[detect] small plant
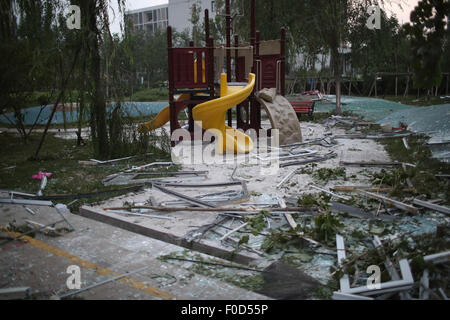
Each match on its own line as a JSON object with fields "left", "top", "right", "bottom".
{"left": 313, "top": 212, "right": 343, "bottom": 242}
{"left": 245, "top": 212, "right": 268, "bottom": 235}
{"left": 297, "top": 193, "right": 330, "bottom": 209}
{"left": 313, "top": 167, "right": 346, "bottom": 184}
{"left": 261, "top": 228, "right": 305, "bottom": 254}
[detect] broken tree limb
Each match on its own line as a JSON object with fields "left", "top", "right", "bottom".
{"left": 339, "top": 161, "right": 404, "bottom": 167}
{"left": 359, "top": 191, "right": 419, "bottom": 214}
{"left": 412, "top": 199, "right": 450, "bottom": 215}
{"left": 331, "top": 186, "right": 414, "bottom": 193}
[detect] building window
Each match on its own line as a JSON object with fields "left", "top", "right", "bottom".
{"left": 161, "top": 7, "right": 166, "bottom": 20}
{"left": 211, "top": 1, "right": 215, "bottom": 13}
{"left": 146, "top": 23, "right": 153, "bottom": 33}
{"left": 138, "top": 12, "right": 143, "bottom": 24}
{"left": 147, "top": 12, "right": 152, "bottom": 22}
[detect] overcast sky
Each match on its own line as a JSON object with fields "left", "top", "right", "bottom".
{"left": 109, "top": 0, "right": 421, "bottom": 34}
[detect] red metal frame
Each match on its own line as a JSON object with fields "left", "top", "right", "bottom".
{"left": 166, "top": 2, "right": 287, "bottom": 142}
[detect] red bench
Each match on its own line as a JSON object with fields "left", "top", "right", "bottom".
{"left": 290, "top": 100, "right": 315, "bottom": 118}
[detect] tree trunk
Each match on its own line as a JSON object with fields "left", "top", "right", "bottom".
{"left": 332, "top": 48, "right": 342, "bottom": 114}
{"left": 89, "top": 2, "right": 109, "bottom": 159}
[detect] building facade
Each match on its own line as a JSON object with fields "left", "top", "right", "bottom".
{"left": 125, "top": 1, "right": 217, "bottom": 35}
{"left": 125, "top": 3, "right": 169, "bottom": 34}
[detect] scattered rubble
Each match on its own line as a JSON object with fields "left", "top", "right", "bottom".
{"left": 1, "top": 111, "right": 449, "bottom": 300}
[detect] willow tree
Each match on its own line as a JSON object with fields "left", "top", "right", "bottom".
{"left": 405, "top": 0, "right": 450, "bottom": 99}
{"left": 61, "top": 0, "right": 124, "bottom": 159}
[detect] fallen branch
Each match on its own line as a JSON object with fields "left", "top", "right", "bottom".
{"left": 359, "top": 190, "right": 418, "bottom": 214}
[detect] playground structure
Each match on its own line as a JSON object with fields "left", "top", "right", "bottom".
{"left": 140, "top": 0, "right": 302, "bottom": 153}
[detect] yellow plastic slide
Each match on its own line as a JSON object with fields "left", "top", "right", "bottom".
{"left": 193, "top": 73, "right": 256, "bottom": 154}
{"left": 139, "top": 73, "right": 255, "bottom": 154}
{"left": 138, "top": 93, "right": 190, "bottom": 132}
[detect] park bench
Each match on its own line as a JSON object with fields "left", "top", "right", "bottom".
{"left": 290, "top": 100, "right": 316, "bottom": 118}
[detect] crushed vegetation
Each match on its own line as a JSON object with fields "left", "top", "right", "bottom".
{"left": 313, "top": 213, "right": 344, "bottom": 243}
{"left": 378, "top": 134, "right": 450, "bottom": 203}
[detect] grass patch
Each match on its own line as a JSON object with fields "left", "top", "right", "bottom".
{"left": 129, "top": 88, "right": 169, "bottom": 102}
{"left": 0, "top": 132, "right": 172, "bottom": 211}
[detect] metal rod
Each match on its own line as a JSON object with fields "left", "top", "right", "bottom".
{"left": 220, "top": 222, "right": 249, "bottom": 241}
{"left": 105, "top": 210, "right": 175, "bottom": 220}
{"left": 152, "top": 184, "right": 217, "bottom": 208}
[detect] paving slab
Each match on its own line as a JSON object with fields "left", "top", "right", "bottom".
{"left": 0, "top": 203, "right": 269, "bottom": 300}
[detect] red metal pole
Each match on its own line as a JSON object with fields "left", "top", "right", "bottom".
{"left": 250, "top": 0, "right": 258, "bottom": 131}
{"left": 256, "top": 30, "right": 260, "bottom": 91}
{"left": 235, "top": 34, "right": 242, "bottom": 128}
{"left": 205, "top": 9, "right": 210, "bottom": 43}
{"left": 226, "top": 0, "right": 232, "bottom": 127}
{"left": 250, "top": 0, "right": 256, "bottom": 52}
{"left": 208, "top": 37, "right": 215, "bottom": 99}
{"left": 167, "top": 26, "right": 176, "bottom": 146}
{"left": 281, "top": 27, "right": 286, "bottom": 97}
{"left": 255, "top": 30, "right": 261, "bottom": 129}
